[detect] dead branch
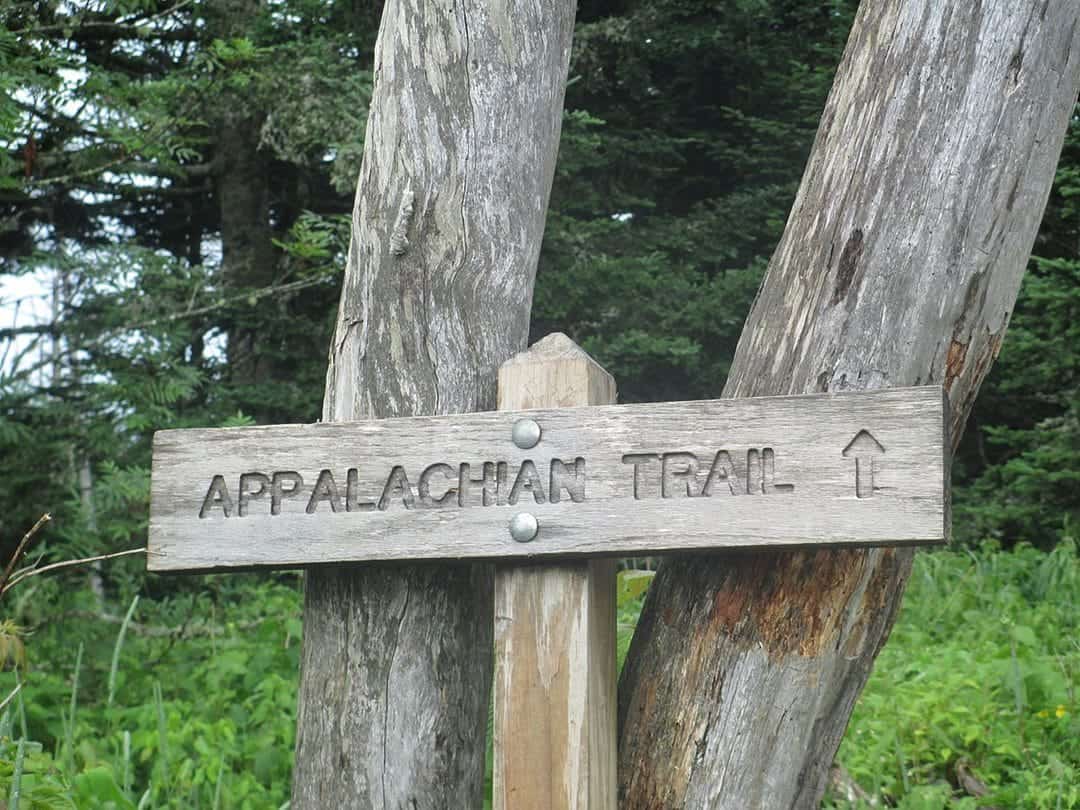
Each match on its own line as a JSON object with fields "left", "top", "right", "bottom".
{"left": 53, "top": 610, "right": 278, "bottom": 639}
{"left": 0, "top": 682, "right": 23, "bottom": 714}
{"left": 2, "top": 547, "right": 147, "bottom": 595}
{"left": 0, "top": 514, "right": 51, "bottom": 593}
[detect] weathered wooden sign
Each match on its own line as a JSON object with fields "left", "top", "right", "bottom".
{"left": 148, "top": 385, "right": 948, "bottom": 572}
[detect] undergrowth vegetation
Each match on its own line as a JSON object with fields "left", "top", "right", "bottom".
{"left": 0, "top": 576, "right": 301, "bottom": 808}
{"left": 0, "top": 541, "right": 1076, "bottom": 808}
{"left": 830, "top": 540, "right": 1079, "bottom": 809}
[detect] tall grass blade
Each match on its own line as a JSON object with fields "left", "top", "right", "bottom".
{"left": 154, "top": 681, "right": 168, "bottom": 761}
{"left": 108, "top": 594, "right": 140, "bottom": 708}
{"left": 123, "top": 729, "right": 132, "bottom": 797}
{"left": 895, "top": 734, "right": 910, "bottom": 794}
{"left": 1010, "top": 634, "right": 1026, "bottom": 717}
{"left": 14, "top": 664, "right": 27, "bottom": 741}
{"left": 137, "top": 787, "right": 152, "bottom": 810}
{"left": 212, "top": 758, "right": 225, "bottom": 810}
{"left": 154, "top": 680, "right": 169, "bottom": 802}
{"left": 65, "top": 642, "right": 84, "bottom": 769}
{"left": 8, "top": 738, "right": 26, "bottom": 807}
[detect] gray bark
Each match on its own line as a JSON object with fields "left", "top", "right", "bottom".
{"left": 292, "top": 1, "right": 577, "bottom": 807}
{"left": 218, "top": 110, "right": 273, "bottom": 388}
{"left": 617, "top": 3, "right": 1080, "bottom": 808}
{"left": 214, "top": 0, "right": 276, "bottom": 392}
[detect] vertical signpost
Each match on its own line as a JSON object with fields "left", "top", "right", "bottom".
{"left": 148, "top": 332, "right": 948, "bottom": 808}
{"left": 493, "top": 333, "right": 618, "bottom": 809}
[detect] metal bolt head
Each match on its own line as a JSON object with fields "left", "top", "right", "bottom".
{"left": 511, "top": 418, "right": 542, "bottom": 449}
{"left": 509, "top": 512, "right": 539, "bottom": 543}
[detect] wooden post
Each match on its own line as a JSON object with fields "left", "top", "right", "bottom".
{"left": 494, "top": 332, "right": 618, "bottom": 810}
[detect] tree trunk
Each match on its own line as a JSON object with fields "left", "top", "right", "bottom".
{"left": 213, "top": 0, "right": 276, "bottom": 393}
{"left": 218, "top": 111, "right": 273, "bottom": 388}
{"left": 617, "top": 3, "right": 1080, "bottom": 808}
{"left": 292, "top": 2, "right": 577, "bottom": 807}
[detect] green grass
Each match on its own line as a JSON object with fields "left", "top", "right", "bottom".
{"left": 0, "top": 542, "right": 1076, "bottom": 808}
{"left": 0, "top": 576, "right": 301, "bottom": 808}
{"left": 829, "top": 541, "right": 1079, "bottom": 808}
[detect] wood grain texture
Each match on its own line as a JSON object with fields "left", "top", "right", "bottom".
{"left": 290, "top": 1, "right": 578, "bottom": 807}
{"left": 148, "top": 385, "right": 946, "bottom": 571}
{"left": 493, "top": 333, "right": 617, "bottom": 810}
{"left": 617, "top": 3, "right": 1080, "bottom": 808}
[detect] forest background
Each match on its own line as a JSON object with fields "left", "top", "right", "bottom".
{"left": 0, "top": 0, "right": 1077, "bottom": 807}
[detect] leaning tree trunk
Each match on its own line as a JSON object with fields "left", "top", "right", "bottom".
{"left": 618, "top": 3, "right": 1080, "bottom": 808}
{"left": 292, "top": 2, "right": 576, "bottom": 807}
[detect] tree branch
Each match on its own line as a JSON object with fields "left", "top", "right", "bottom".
{"left": 53, "top": 610, "right": 283, "bottom": 639}
{"left": 0, "top": 514, "right": 51, "bottom": 594}
{"left": 2, "top": 547, "right": 148, "bottom": 595}
{"left": 15, "top": 20, "right": 198, "bottom": 42}
{"left": 0, "top": 323, "right": 57, "bottom": 340}
{"left": 0, "top": 683, "right": 23, "bottom": 715}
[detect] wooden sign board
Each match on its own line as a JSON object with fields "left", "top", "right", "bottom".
{"left": 147, "top": 386, "right": 948, "bottom": 572}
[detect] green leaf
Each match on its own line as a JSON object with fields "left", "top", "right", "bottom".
{"left": 617, "top": 570, "right": 655, "bottom": 608}
{"left": 73, "top": 767, "right": 136, "bottom": 808}
{"left": 1012, "top": 625, "right": 1038, "bottom": 647}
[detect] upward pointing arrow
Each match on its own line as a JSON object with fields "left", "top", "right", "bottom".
{"left": 842, "top": 430, "right": 885, "bottom": 498}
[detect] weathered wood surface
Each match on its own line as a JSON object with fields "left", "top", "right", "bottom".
{"left": 290, "top": 0, "right": 578, "bottom": 807}
{"left": 617, "top": 2, "right": 1080, "bottom": 808}
{"left": 148, "top": 385, "right": 946, "bottom": 571}
{"left": 493, "top": 333, "right": 617, "bottom": 810}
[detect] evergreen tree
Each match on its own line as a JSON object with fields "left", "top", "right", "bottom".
{"left": 953, "top": 108, "right": 1080, "bottom": 547}
{"left": 0, "top": 0, "right": 376, "bottom": 567}
{"left": 536, "top": 0, "right": 858, "bottom": 402}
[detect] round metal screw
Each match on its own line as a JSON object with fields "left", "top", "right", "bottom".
{"left": 509, "top": 512, "right": 539, "bottom": 543}
{"left": 511, "top": 418, "right": 542, "bottom": 449}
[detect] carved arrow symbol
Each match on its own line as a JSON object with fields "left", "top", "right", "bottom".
{"left": 842, "top": 430, "right": 885, "bottom": 498}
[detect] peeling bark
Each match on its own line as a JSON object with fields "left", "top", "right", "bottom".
{"left": 292, "top": 1, "right": 577, "bottom": 807}
{"left": 618, "top": 3, "right": 1080, "bottom": 808}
